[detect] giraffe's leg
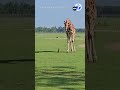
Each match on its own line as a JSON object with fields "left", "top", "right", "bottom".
{"left": 92, "top": 38, "right": 97, "bottom": 62}
{"left": 72, "top": 41, "right": 74, "bottom": 52}
{"left": 71, "top": 35, "right": 75, "bottom": 52}
{"left": 89, "top": 20, "right": 96, "bottom": 62}
{"left": 89, "top": 35, "right": 93, "bottom": 62}
{"left": 86, "top": 16, "right": 93, "bottom": 62}
{"left": 85, "top": 29, "right": 91, "bottom": 62}
{"left": 70, "top": 38, "right": 74, "bottom": 52}
{"left": 90, "top": 21, "right": 97, "bottom": 62}
{"left": 69, "top": 39, "right": 72, "bottom": 51}
{"left": 91, "top": 31, "right": 97, "bottom": 62}
{"left": 67, "top": 39, "right": 70, "bottom": 53}
{"left": 70, "top": 41, "right": 73, "bottom": 52}
{"left": 66, "top": 32, "right": 71, "bottom": 53}
{"left": 73, "top": 40, "right": 76, "bottom": 52}
{"left": 73, "top": 34, "right": 76, "bottom": 52}
{"left": 88, "top": 24, "right": 93, "bottom": 62}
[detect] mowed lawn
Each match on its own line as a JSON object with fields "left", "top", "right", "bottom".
{"left": 0, "top": 17, "right": 34, "bottom": 90}
{"left": 86, "top": 17, "right": 120, "bottom": 90}
{"left": 95, "top": 17, "right": 120, "bottom": 30}
{"left": 35, "top": 33, "right": 85, "bottom": 90}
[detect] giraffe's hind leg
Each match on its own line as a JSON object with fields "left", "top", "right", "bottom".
{"left": 73, "top": 41, "right": 76, "bottom": 52}
{"left": 90, "top": 22, "right": 97, "bottom": 62}
{"left": 89, "top": 36, "right": 93, "bottom": 62}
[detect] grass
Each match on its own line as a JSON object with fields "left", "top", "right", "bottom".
{"left": 0, "top": 17, "right": 34, "bottom": 60}
{"left": 95, "top": 17, "right": 120, "bottom": 30}
{"left": 35, "top": 33, "right": 85, "bottom": 90}
{"left": 86, "top": 17, "right": 120, "bottom": 90}
{"left": 0, "top": 17, "right": 34, "bottom": 90}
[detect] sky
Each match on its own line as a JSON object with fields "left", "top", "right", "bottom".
{"left": 35, "top": 0, "right": 85, "bottom": 29}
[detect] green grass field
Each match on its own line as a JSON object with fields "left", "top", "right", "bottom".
{"left": 86, "top": 17, "right": 120, "bottom": 90}
{"left": 0, "top": 17, "right": 34, "bottom": 90}
{"left": 1, "top": 16, "right": 120, "bottom": 90}
{"left": 35, "top": 33, "right": 85, "bottom": 90}
{"left": 95, "top": 17, "right": 120, "bottom": 30}
{"left": 0, "top": 17, "right": 34, "bottom": 60}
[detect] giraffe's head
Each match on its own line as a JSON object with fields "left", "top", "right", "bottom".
{"left": 64, "top": 19, "right": 71, "bottom": 31}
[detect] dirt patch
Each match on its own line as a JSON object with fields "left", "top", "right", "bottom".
{"left": 104, "top": 42, "right": 120, "bottom": 51}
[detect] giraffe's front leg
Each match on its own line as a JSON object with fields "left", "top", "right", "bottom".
{"left": 69, "top": 37, "right": 73, "bottom": 52}
{"left": 71, "top": 41, "right": 74, "bottom": 52}
{"left": 72, "top": 39, "right": 76, "bottom": 52}
{"left": 73, "top": 42, "right": 76, "bottom": 52}
{"left": 67, "top": 39, "right": 70, "bottom": 53}
{"left": 73, "top": 34, "right": 76, "bottom": 52}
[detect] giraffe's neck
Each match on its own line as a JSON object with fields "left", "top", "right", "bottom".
{"left": 86, "top": 0, "right": 96, "bottom": 20}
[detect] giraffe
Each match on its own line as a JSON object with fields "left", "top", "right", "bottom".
{"left": 64, "top": 18, "right": 76, "bottom": 53}
{"left": 85, "top": 0, "right": 97, "bottom": 62}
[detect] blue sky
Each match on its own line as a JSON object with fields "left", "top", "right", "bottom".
{"left": 35, "top": 0, "right": 85, "bottom": 29}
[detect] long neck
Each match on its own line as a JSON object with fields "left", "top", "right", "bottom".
{"left": 86, "top": 0, "right": 96, "bottom": 20}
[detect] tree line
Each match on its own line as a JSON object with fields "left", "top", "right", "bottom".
{"left": 35, "top": 26, "right": 85, "bottom": 33}
{"left": 0, "top": 2, "right": 34, "bottom": 16}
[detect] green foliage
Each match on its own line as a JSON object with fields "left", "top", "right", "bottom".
{"left": 35, "top": 26, "right": 85, "bottom": 33}
{"left": 0, "top": 2, "right": 34, "bottom": 16}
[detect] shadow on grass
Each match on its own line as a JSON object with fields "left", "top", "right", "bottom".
{"left": 52, "top": 66, "right": 75, "bottom": 69}
{"left": 61, "top": 87, "right": 81, "bottom": 90}
{"left": 35, "top": 50, "right": 56, "bottom": 53}
{"left": 0, "top": 59, "right": 34, "bottom": 64}
{"left": 36, "top": 66, "right": 85, "bottom": 90}
{"left": 35, "top": 50, "right": 68, "bottom": 53}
